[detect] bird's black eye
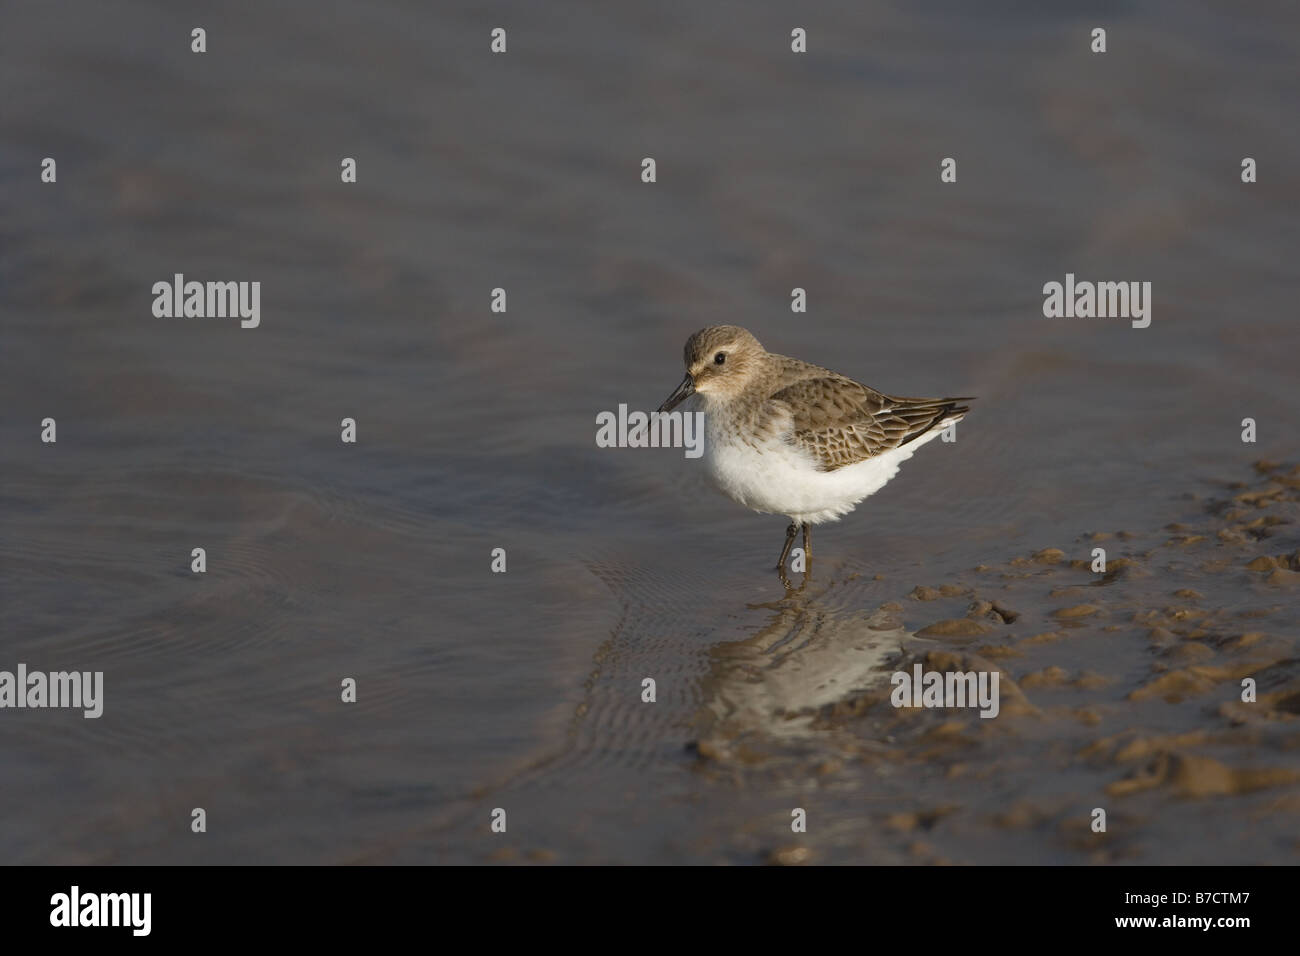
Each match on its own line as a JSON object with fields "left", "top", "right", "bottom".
{"left": 714, "top": 351, "right": 726, "bottom": 365}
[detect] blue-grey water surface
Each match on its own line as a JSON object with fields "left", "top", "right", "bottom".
{"left": 2, "top": 0, "right": 1299, "bottom": 863}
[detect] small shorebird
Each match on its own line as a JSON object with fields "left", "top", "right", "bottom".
{"left": 658, "top": 326, "right": 972, "bottom": 571}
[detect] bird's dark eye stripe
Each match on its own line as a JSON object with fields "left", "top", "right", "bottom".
{"left": 714, "top": 351, "right": 726, "bottom": 365}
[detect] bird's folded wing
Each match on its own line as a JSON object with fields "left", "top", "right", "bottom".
{"left": 769, "top": 376, "right": 971, "bottom": 471}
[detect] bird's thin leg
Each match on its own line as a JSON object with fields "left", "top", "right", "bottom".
{"left": 775, "top": 523, "right": 798, "bottom": 571}
{"left": 801, "top": 523, "right": 812, "bottom": 565}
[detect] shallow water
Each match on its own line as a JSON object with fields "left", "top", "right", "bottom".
{"left": 2, "top": 1, "right": 1298, "bottom": 863}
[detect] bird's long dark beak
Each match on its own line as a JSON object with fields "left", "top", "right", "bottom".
{"left": 657, "top": 374, "right": 695, "bottom": 413}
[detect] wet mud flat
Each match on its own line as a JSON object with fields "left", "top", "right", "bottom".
{"left": 689, "top": 461, "right": 1300, "bottom": 864}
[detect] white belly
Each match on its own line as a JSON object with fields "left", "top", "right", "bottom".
{"left": 703, "top": 413, "right": 950, "bottom": 525}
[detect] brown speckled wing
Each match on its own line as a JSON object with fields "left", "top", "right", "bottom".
{"left": 769, "top": 376, "right": 972, "bottom": 472}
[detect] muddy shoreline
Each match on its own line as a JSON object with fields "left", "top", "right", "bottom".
{"left": 684, "top": 461, "right": 1300, "bottom": 864}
